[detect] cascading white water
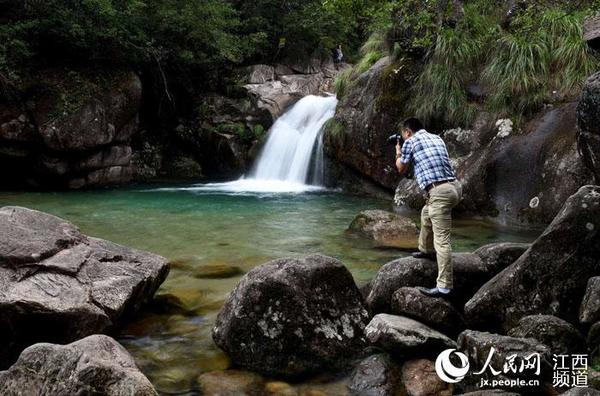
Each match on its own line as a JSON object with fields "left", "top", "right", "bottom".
{"left": 178, "top": 94, "right": 338, "bottom": 194}
{"left": 251, "top": 95, "right": 337, "bottom": 184}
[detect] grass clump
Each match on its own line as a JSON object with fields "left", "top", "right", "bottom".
{"left": 484, "top": 9, "right": 597, "bottom": 116}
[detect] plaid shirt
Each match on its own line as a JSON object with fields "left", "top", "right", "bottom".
{"left": 400, "top": 129, "right": 456, "bottom": 190}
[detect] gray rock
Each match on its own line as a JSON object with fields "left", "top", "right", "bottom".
{"left": 457, "top": 330, "right": 553, "bottom": 379}
{"left": 347, "top": 210, "right": 419, "bottom": 249}
{"left": 391, "top": 287, "right": 466, "bottom": 337}
{"left": 473, "top": 242, "right": 529, "bottom": 274}
{"left": 588, "top": 322, "right": 600, "bottom": 360}
{"left": 367, "top": 242, "right": 523, "bottom": 313}
{"left": 562, "top": 388, "right": 600, "bottom": 396}
{"left": 465, "top": 186, "right": 600, "bottom": 331}
{"left": 348, "top": 354, "right": 401, "bottom": 396}
{"left": 212, "top": 254, "right": 370, "bottom": 378}
{"left": 0, "top": 206, "right": 169, "bottom": 367}
{"left": 578, "top": 73, "right": 600, "bottom": 182}
{"left": 0, "top": 335, "right": 157, "bottom": 395}
{"left": 245, "top": 64, "right": 275, "bottom": 84}
{"left": 584, "top": 15, "right": 600, "bottom": 51}
{"left": 581, "top": 277, "right": 600, "bottom": 324}
{"left": 365, "top": 314, "right": 455, "bottom": 357}
{"left": 508, "top": 315, "right": 586, "bottom": 355}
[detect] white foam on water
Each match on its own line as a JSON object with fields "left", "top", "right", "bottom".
{"left": 150, "top": 94, "right": 338, "bottom": 194}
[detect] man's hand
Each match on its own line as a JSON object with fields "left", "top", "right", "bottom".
{"left": 395, "top": 140, "right": 402, "bottom": 157}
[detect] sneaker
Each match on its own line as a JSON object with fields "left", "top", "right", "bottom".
{"left": 411, "top": 251, "right": 436, "bottom": 260}
{"left": 417, "top": 286, "right": 453, "bottom": 299}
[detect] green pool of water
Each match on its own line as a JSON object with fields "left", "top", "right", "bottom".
{"left": 0, "top": 184, "right": 539, "bottom": 394}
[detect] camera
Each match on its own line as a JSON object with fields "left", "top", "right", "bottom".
{"left": 387, "top": 133, "right": 403, "bottom": 145}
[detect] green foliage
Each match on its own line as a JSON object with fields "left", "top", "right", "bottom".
{"left": 484, "top": 9, "right": 598, "bottom": 116}
{"left": 323, "top": 118, "right": 346, "bottom": 148}
{"left": 333, "top": 31, "right": 386, "bottom": 98}
{"left": 333, "top": 68, "right": 353, "bottom": 99}
{"left": 411, "top": 4, "right": 497, "bottom": 124}
{"left": 383, "top": 0, "right": 600, "bottom": 126}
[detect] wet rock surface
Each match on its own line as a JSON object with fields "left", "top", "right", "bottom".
{"left": 465, "top": 186, "right": 600, "bottom": 331}
{"left": 0, "top": 335, "right": 157, "bottom": 395}
{"left": 347, "top": 210, "right": 419, "bottom": 249}
{"left": 0, "top": 206, "right": 169, "bottom": 367}
{"left": 212, "top": 254, "right": 370, "bottom": 378}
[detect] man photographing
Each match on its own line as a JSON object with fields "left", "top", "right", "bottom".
{"left": 395, "top": 118, "right": 462, "bottom": 298}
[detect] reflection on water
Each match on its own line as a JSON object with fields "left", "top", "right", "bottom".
{"left": 0, "top": 184, "right": 539, "bottom": 394}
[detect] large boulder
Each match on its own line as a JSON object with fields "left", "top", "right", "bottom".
{"left": 243, "top": 57, "right": 344, "bottom": 121}
{"left": 365, "top": 314, "right": 455, "bottom": 357}
{"left": 348, "top": 353, "right": 402, "bottom": 396}
{"left": 465, "top": 186, "right": 600, "bottom": 332}
{"left": 580, "top": 277, "right": 600, "bottom": 324}
{"left": 391, "top": 287, "right": 466, "bottom": 337}
{"left": 578, "top": 72, "right": 600, "bottom": 183}
{"left": 0, "top": 335, "right": 157, "bottom": 395}
{"left": 323, "top": 56, "right": 412, "bottom": 190}
{"left": 212, "top": 254, "right": 370, "bottom": 378}
{"left": 0, "top": 206, "right": 169, "bottom": 367}
{"left": 367, "top": 242, "right": 528, "bottom": 312}
{"left": 507, "top": 315, "right": 586, "bottom": 355}
{"left": 562, "top": 389, "right": 600, "bottom": 396}
{"left": 347, "top": 210, "right": 419, "bottom": 249}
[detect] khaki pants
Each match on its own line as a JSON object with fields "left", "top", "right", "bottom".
{"left": 419, "top": 181, "right": 462, "bottom": 289}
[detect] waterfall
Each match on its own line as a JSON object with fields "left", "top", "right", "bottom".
{"left": 185, "top": 95, "right": 338, "bottom": 194}
{"left": 251, "top": 95, "right": 337, "bottom": 184}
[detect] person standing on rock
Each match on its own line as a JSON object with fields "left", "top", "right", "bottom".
{"left": 395, "top": 118, "right": 462, "bottom": 298}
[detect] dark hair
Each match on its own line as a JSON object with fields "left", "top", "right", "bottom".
{"left": 403, "top": 117, "right": 424, "bottom": 132}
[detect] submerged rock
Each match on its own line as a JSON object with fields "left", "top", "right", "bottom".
{"left": 0, "top": 206, "right": 169, "bottom": 367}
{"left": 197, "top": 369, "right": 265, "bottom": 396}
{"left": 507, "top": 315, "right": 586, "bottom": 355}
{"left": 465, "top": 186, "right": 600, "bottom": 331}
{"left": 0, "top": 335, "right": 157, "bottom": 395}
{"left": 365, "top": 314, "right": 455, "bottom": 357}
{"left": 347, "top": 210, "right": 419, "bottom": 249}
{"left": 212, "top": 254, "right": 370, "bottom": 378}
{"left": 348, "top": 354, "right": 402, "bottom": 396}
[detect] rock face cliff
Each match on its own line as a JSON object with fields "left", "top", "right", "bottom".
{"left": 1, "top": 69, "right": 142, "bottom": 189}
{"left": 324, "top": 57, "right": 594, "bottom": 227}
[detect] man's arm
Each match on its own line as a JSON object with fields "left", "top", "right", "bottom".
{"left": 395, "top": 140, "right": 411, "bottom": 174}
